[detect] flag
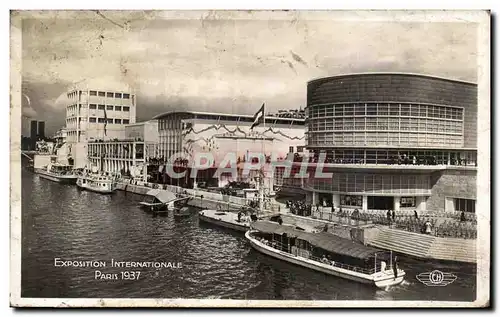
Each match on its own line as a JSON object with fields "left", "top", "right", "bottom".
{"left": 103, "top": 107, "right": 108, "bottom": 136}
{"left": 250, "top": 103, "right": 265, "bottom": 130}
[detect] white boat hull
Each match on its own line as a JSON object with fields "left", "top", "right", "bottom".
{"left": 199, "top": 210, "right": 250, "bottom": 232}
{"left": 36, "top": 169, "right": 77, "bottom": 184}
{"left": 245, "top": 231, "right": 405, "bottom": 288}
{"left": 76, "top": 176, "right": 117, "bottom": 194}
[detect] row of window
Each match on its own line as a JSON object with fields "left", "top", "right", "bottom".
{"left": 86, "top": 118, "right": 130, "bottom": 124}
{"left": 89, "top": 91, "right": 131, "bottom": 99}
{"left": 308, "top": 149, "right": 477, "bottom": 165}
{"left": 307, "top": 103, "right": 464, "bottom": 120}
{"left": 307, "top": 132, "right": 464, "bottom": 147}
{"left": 67, "top": 91, "right": 132, "bottom": 99}
{"left": 89, "top": 104, "right": 131, "bottom": 111}
{"left": 306, "top": 173, "right": 431, "bottom": 194}
{"left": 325, "top": 195, "right": 417, "bottom": 208}
{"left": 308, "top": 117, "right": 463, "bottom": 134}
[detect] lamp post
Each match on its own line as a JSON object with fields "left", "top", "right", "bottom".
{"left": 200, "top": 195, "right": 204, "bottom": 210}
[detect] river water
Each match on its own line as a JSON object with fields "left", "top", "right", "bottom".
{"left": 21, "top": 169, "right": 476, "bottom": 301}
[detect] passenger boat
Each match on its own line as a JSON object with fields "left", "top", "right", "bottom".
{"left": 139, "top": 189, "right": 191, "bottom": 215}
{"left": 35, "top": 163, "right": 78, "bottom": 184}
{"left": 246, "top": 221, "right": 405, "bottom": 289}
{"left": 76, "top": 173, "right": 118, "bottom": 194}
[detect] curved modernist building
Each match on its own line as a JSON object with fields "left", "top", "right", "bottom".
{"left": 305, "top": 73, "right": 477, "bottom": 213}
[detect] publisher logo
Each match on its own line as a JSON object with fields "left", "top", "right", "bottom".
{"left": 416, "top": 270, "right": 457, "bottom": 286}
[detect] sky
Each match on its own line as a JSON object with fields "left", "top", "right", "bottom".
{"left": 17, "top": 10, "right": 479, "bottom": 136}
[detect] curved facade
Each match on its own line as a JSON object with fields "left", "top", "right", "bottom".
{"left": 304, "top": 73, "right": 477, "bottom": 213}
{"left": 307, "top": 73, "right": 477, "bottom": 149}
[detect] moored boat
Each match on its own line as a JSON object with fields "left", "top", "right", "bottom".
{"left": 246, "top": 221, "right": 405, "bottom": 289}
{"left": 198, "top": 207, "right": 257, "bottom": 232}
{"left": 35, "top": 163, "right": 77, "bottom": 184}
{"left": 76, "top": 173, "right": 118, "bottom": 194}
{"left": 139, "top": 189, "right": 191, "bottom": 215}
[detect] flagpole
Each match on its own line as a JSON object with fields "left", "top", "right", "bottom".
{"left": 260, "top": 103, "right": 265, "bottom": 213}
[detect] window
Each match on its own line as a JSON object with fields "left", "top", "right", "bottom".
{"left": 340, "top": 195, "right": 362, "bottom": 207}
{"left": 98, "top": 105, "right": 105, "bottom": 110}
{"left": 115, "top": 106, "right": 122, "bottom": 111}
{"left": 89, "top": 117, "right": 97, "bottom": 123}
{"left": 107, "top": 118, "right": 113, "bottom": 124}
{"left": 123, "top": 106, "right": 130, "bottom": 112}
{"left": 123, "top": 93, "right": 130, "bottom": 99}
{"left": 107, "top": 105, "right": 114, "bottom": 111}
{"left": 90, "top": 90, "right": 97, "bottom": 96}
{"left": 98, "top": 91, "right": 105, "bottom": 97}
{"left": 366, "top": 103, "right": 377, "bottom": 115}
{"left": 89, "top": 104, "right": 97, "bottom": 110}
{"left": 114, "top": 119, "right": 122, "bottom": 124}
{"left": 115, "top": 92, "right": 122, "bottom": 98}
{"left": 400, "top": 196, "right": 416, "bottom": 208}
{"left": 378, "top": 104, "right": 388, "bottom": 116}
{"left": 98, "top": 118, "right": 105, "bottom": 123}
{"left": 455, "top": 198, "right": 475, "bottom": 213}
{"left": 400, "top": 104, "right": 410, "bottom": 116}
{"left": 354, "top": 104, "right": 365, "bottom": 116}
{"left": 107, "top": 92, "right": 114, "bottom": 97}
{"left": 123, "top": 119, "right": 130, "bottom": 124}
{"left": 389, "top": 104, "right": 400, "bottom": 116}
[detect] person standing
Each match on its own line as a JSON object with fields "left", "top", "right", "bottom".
{"left": 425, "top": 219, "right": 432, "bottom": 234}
{"left": 414, "top": 210, "right": 419, "bottom": 220}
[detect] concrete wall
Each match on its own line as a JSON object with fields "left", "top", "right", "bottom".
{"left": 125, "top": 120, "right": 159, "bottom": 143}
{"left": 426, "top": 169, "right": 477, "bottom": 212}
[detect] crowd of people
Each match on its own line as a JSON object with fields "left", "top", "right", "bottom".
{"left": 284, "top": 153, "right": 476, "bottom": 167}
{"left": 306, "top": 205, "right": 477, "bottom": 239}
{"left": 286, "top": 200, "right": 313, "bottom": 217}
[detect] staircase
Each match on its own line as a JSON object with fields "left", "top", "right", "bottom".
{"left": 367, "top": 227, "right": 436, "bottom": 258}
{"left": 366, "top": 226, "right": 476, "bottom": 263}
{"left": 427, "top": 238, "right": 476, "bottom": 263}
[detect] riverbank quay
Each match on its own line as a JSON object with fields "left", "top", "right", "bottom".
{"left": 116, "top": 180, "right": 475, "bottom": 264}
{"left": 280, "top": 213, "right": 476, "bottom": 264}
{"left": 116, "top": 180, "right": 282, "bottom": 214}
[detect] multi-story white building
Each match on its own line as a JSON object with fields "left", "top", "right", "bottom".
{"left": 65, "top": 84, "right": 136, "bottom": 143}
{"left": 63, "top": 81, "right": 136, "bottom": 168}
{"left": 151, "top": 110, "right": 306, "bottom": 188}
{"left": 85, "top": 120, "right": 160, "bottom": 178}
{"left": 87, "top": 140, "right": 147, "bottom": 180}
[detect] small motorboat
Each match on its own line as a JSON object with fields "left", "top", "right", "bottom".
{"left": 139, "top": 189, "right": 192, "bottom": 215}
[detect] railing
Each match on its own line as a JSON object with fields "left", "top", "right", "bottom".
{"left": 307, "top": 208, "right": 477, "bottom": 239}
{"left": 253, "top": 235, "right": 376, "bottom": 275}
{"left": 120, "top": 179, "right": 282, "bottom": 212}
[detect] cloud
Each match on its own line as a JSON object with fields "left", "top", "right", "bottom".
{"left": 18, "top": 11, "right": 478, "bottom": 135}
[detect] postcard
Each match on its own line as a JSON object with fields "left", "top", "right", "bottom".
{"left": 10, "top": 9, "right": 490, "bottom": 308}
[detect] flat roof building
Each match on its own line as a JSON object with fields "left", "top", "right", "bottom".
{"left": 304, "top": 73, "right": 477, "bottom": 213}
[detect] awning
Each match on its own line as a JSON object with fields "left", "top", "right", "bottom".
{"left": 146, "top": 189, "right": 177, "bottom": 204}
{"left": 251, "top": 221, "right": 381, "bottom": 260}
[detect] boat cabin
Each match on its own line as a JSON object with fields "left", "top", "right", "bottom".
{"left": 250, "top": 221, "right": 395, "bottom": 275}
{"left": 48, "top": 164, "right": 74, "bottom": 175}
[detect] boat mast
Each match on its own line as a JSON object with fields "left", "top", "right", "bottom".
{"left": 259, "top": 105, "right": 266, "bottom": 214}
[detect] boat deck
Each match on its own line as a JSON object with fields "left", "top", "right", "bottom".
{"left": 199, "top": 209, "right": 251, "bottom": 232}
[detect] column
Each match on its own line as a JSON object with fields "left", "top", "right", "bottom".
{"left": 416, "top": 196, "right": 427, "bottom": 211}
{"left": 312, "top": 191, "right": 318, "bottom": 206}
{"left": 332, "top": 194, "right": 340, "bottom": 209}
{"left": 362, "top": 195, "right": 368, "bottom": 211}
{"left": 393, "top": 196, "right": 401, "bottom": 211}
